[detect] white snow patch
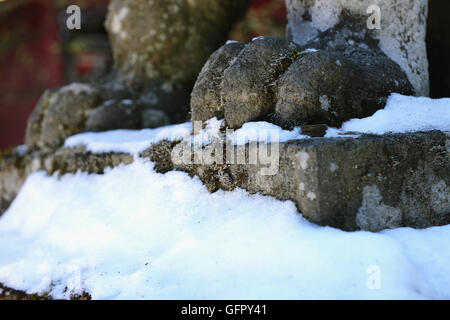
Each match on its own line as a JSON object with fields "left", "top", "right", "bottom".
{"left": 14, "top": 145, "right": 28, "bottom": 157}
{"left": 62, "top": 94, "right": 449, "bottom": 157}
{"left": 302, "top": 48, "right": 319, "bottom": 54}
{"left": 227, "top": 121, "right": 308, "bottom": 145}
{"left": 1, "top": 159, "right": 450, "bottom": 299}
{"left": 59, "top": 83, "right": 96, "bottom": 95}
{"left": 65, "top": 122, "right": 192, "bottom": 155}
{"left": 251, "top": 36, "right": 265, "bottom": 41}
{"left": 121, "top": 99, "right": 133, "bottom": 105}
{"left": 341, "top": 94, "right": 450, "bottom": 135}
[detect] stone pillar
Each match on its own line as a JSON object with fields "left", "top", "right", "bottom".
{"left": 286, "top": 0, "right": 429, "bottom": 96}
{"left": 26, "top": 0, "right": 251, "bottom": 150}
{"left": 105, "top": 0, "right": 250, "bottom": 86}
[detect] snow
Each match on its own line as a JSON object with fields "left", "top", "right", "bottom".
{"left": 59, "top": 83, "right": 96, "bottom": 95}
{"left": 0, "top": 93, "right": 449, "bottom": 299}
{"left": 0, "top": 159, "right": 450, "bottom": 299}
{"left": 63, "top": 94, "right": 449, "bottom": 155}
{"left": 302, "top": 48, "right": 319, "bottom": 54}
{"left": 251, "top": 36, "right": 265, "bottom": 41}
{"left": 193, "top": 118, "right": 309, "bottom": 146}
{"left": 229, "top": 121, "right": 307, "bottom": 145}
{"left": 64, "top": 122, "right": 192, "bottom": 155}
{"left": 341, "top": 94, "right": 450, "bottom": 134}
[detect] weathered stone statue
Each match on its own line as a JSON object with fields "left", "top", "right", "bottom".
{"left": 192, "top": 0, "right": 428, "bottom": 129}
{"left": 26, "top": 0, "right": 429, "bottom": 146}
{"left": 25, "top": 0, "right": 250, "bottom": 150}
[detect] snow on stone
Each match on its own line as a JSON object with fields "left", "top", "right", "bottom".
{"left": 341, "top": 94, "right": 450, "bottom": 134}
{"left": 251, "top": 36, "right": 265, "bottom": 41}
{"left": 1, "top": 93, "right": 450, "bottom": 299}
{"left": 59, "top": 83, "right": 96, "bottom": 95}
{"left": 0, "top": 159, "right": 450, "bottom": 299}
{"left": 64, "top": 122, "right": 192, "bottom": 154}
{"left": 228, "top": 121, "right": 308, "bottom": 145}
{"left": 63, "top": 94, "right": 449, "bottom": 156}
{"left": 302, "top": 48, "right": 319, "bottom": 54}
{"left": 121, "top": 99, "right": 133, "bottom": 105}
{"left": 194, "top": 118, "right": 308, "bottom": 146}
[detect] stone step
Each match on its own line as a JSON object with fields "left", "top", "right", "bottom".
{"left": 1, "top": 131, "right": 449, "bottom": 232}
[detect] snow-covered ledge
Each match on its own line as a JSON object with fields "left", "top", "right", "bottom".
{"left": 0, "top": 95, "right": 449, "bottom": 299}
{"left": 2, "top": 95, "right": 449, "bottom": 232}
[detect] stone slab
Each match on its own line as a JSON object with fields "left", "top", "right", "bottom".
{"left": 1, "top": 131, "right": 449, "bottom": 232}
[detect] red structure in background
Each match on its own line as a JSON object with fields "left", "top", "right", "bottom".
{"left": 0, "top": 0, "right": 286, "bottom": 151}
{"left": 0, "top": 2, "right": 63, "bottom": 150}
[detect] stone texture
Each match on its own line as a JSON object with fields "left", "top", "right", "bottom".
{"left": 274, "top": 49, "right": 413, "bottom": 128}
{"left": 141, "top": 109, "right": 171, "bottom": 129}
{"left": 25, "top": 89, "right": 56, "bottom": 150}
{"left": 25, "top": 1, "right": 251, "bottom": 151}
{"left": 105, "top": 0, "right": 250, "bottom": 85}
{"left": 85, "top": 100, "right": 142, "bottom": 132}
{"left": 25, "top": 84, "right": 101, "bottom": 150}
{"left": 0, "top": 283, "right": 90, "bottom": 300}
{"left": 172, "top": 131, "right": 450, "bottom": 231}
{"left": 190, "top": 36, "right": 302, "bottom": 128}
{"left": 191, "top": 42, "right": 246, "bottom": 125}
{"left": 221, "top": 37, "right": 301, "bottom": 129}
{"left": 2, "top": 131, "right": 449, "bottom": 232}
{"left": 0, "top": 147, "right": 133, "bottom": 217}
{"left": 286, "top": 0, "right": 429, "bottom": 96}
{"left": 191, "top": 37, "right": 413, "bottom": 129}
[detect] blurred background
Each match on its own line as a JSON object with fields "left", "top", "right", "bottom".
{"left": 0, "top": 0, "right": 448, "bottom": 150}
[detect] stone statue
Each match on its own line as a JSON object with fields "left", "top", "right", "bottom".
{"left": 26, "top": 0, "right": 429, "bottom": 149}
{"left": 25, "top": 0, "right": 251, "bottom": 150}
{"left": 192, "top": 0, "right": 428, "bottom": 129}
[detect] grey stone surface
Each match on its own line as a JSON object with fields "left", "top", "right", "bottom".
{"left": 25, "top": 84, "right": 101, "bottom": 150}
{"left": 191, "top": 42, "right": 246, "bottom": 125}
{"left": 0, "top": 147, "right": 133, "bottom": 217}
{"left": 141, "top": 109, "right": 170, "bottom": 129}
{"left": 221, "top": 37, "right": 301, "bottom": 129}
{"left": 105, "top": 0, "right": 250, "bottom": 85}
{"left": 25, "top": 1, "right": 251, "bottom": 151}
{"left": 275, "top": 49, "right": 413, "bottom": 128}
{"left": 2, "top": 131, "right": 449, "bottom": 231}
{"left": 25, "top": 89, "right": 57, "bottom": 150}
{"left": 191, "top": 37, "right": 413, "bottom": 129}
{"left": 86, "top": 99, "right": 142, "bottom": 132}
{"left": 172, "top": 131, "right": 450, "bottom": 231}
